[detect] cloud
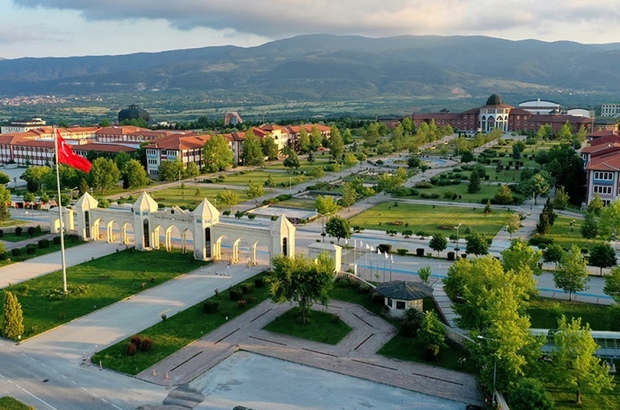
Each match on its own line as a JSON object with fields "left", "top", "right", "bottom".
{"left": 12, "top": 0, "right": 620, "bottom": 41}
{"left": 0, "top": 26, "right": 52, "bottom": 44}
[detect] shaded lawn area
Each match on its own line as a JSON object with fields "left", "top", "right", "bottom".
{"left": 0, "top": 234, "right": 84, "bottom": 268}
{"left": 148, "top": 186, "right": 251, "bottom": 210}
{"left": 546, "top": 214, "right": 598, "bottom": 250}
{"left": 1, "top": 248, "right": 205, "bottom": 339}
{"left": 0, "top": 397, "right": 32, "bottom": 410}
{"left": 0, "top": 229, "right": 49, "bottom": 242}
{"left": 93, "top": 274, "right": 270, "bottom": 375}
{"left": 348, "top": 202, "right": 513, "bottom": 237}
{"left": 263, "top": 306, "right": 352, "bottom": 345}
{"left": 527, "top": 296, "right": 611, "bottom": 331}
{"left": 265, "top": 156, "right": 332, "bottom": 171}
{"left": 276, "top": 198, "right": 316, "bottom": 209}
{"left": 550, "top": 378, "right": 620, "bottom": 410}
{"left": 411, "top": 182, "right": 524, "bottom": 205}
{"left": 213, "top": 170, "right": 310, "bottom": 187}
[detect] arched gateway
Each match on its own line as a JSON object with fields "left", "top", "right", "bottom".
{"left": 51, "top": 192, "right": 295, "bottom": 266}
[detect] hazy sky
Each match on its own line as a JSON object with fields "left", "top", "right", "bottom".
{"left": 2, "top": 0, "right": 620, "bottom": 59}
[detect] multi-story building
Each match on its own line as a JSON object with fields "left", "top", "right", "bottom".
{"left": 601, "top": 103, "right": 620, "bottom": 118}
{"left": 398, "top": 94, "right": 594, "bottom": 134}
{"left": 583, "top": 132, "right": 620, "bottom": 205}
{"left": 1, "top": 118, "right": 47, "bottom": 134}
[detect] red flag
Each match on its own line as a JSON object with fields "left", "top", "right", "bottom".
{"left": 56, "top": 129, "right": 92, "bottom": 173}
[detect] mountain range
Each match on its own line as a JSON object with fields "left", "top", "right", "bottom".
{"left": 1, "top": 34, "right": 620, "bottom": 107}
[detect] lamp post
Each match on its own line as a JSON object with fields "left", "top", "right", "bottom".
{"left": 477, "top": 335, "right": 498, "bottom": 407}
{"left": 454, "top": 223, "right": 461, "bottom": 251}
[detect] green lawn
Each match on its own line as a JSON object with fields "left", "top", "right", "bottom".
{"left": 527, "top": 296, "right": 611, "bottom": 331}
{"left": 263, "top": 306, "right": 352, "bottom": 345}
{"left": 0, "top": 397, "right": 32, "bottom": 410}
{"left": 212, "top": 170, "right": 310, "bottom": 187}
{"left": 0, "top": 234, "right": 84, "bottom": 268}
{"left": 550, "top": 380, "right": 620, "bottom": 410}
{"left": 146, "top": 186, "right": 251, "bottom": 210}
{"left": 93, "top": 274, "right": 270, "bottom": 375}
{"left": 349, "top": 202, "right": 513, "bottom": 237}
{"left": 1, "top": 248, "right": 205, "bottom": 339}
{"left": 412, "top": 182, "right": 523, "bottom": 205}
{"left": 275, "top": 198, "right": 316, "bottom": 209}
{"left": 0, "top": 228, "right": 49, "bottom": 242}
{"left": 546, "top": 214, "right": 598, "bottom": 250}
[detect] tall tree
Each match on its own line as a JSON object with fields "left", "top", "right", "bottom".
{"left": 501, "top": 238, "right": 543, "bottom": 277}
{"left": 493, "top": 185, "right": 514, "bottom": 205}
{"left": 158, "top": 159, "right": 183, "bottom": 182}
{"left": 241, "top": 130, "right": 264, "bottom": 166}
{"left": 215, "top": 190, "right": 240, "bottom": 211}
{"left": 588, "top": 243, "right": 617, "bottom": 275}
{"left": 599, "top": 199, "right": 620, "bottom": 240}
{"left": 418, "top": 310, "right": 447, "bottom": 358}
{"left": 297, "top": 127, "right": 310, "bottom": 153}
{"left": 89, "top": 157, "right": 121, "bottom": 194}
{"left": 261, "top": 135, "right": 279, "bottom": 161}
{"left": 340, "top": 182, "right": 358, "bottom": 212}
{"left": 580, "top": 211, "right": 599, "bottom": 241}
{"left": 553, "top": 185, "right": 570, "bottom": 210}
{"left": 587, "top": 193, "right": 604, "bottom": 216}
{"left": 309, "top": 126, "right": 323, "bottom": 151}
{"left": 467, "top": 169, "right": 481, "bottom": 193}
{"left": 283, "top": 150, "right": 300, "bottom": 171}
{"left": 465, "top": 233, "right": 489, "bottom": 256}
{"left": 315, "top": 195, "right": 340, "bottom": 217}
{"left": 543, "top": 243, "right": 564, "bottom": 267}
{"left": 545, "top": 143, "right": 586, "bottom": 205}
{"left": 244, "top": 181, "right": 265, "bottom": 201}
{"left": 506, "top": 212, "right": 522, "bottom": 239}
{"left": 203, "top": 134, "right": 233, "bottom": 172}
{"left": 603, "top": 266, "right": 620, "bottom": 303}
{"left": 183, "top": 161, "right": 200, "bottom": 178}
{"left": 429, "top": 234, "right": 448, "bottom": 257}
{"left": 553, "top": 245, "right": 589, "bottom": 301}
{"left": 2, "top": 291, "right": 24, "bottom": 339}
{"left": 549, "top": 316, "right": 614, "bottom": 404}
{"left": 268, "top": 252, "right": 334, "bottom": 324}
{"left": 329, "top": 125, "right": 344, "bottom": 161}
{"left": 325, "top": 216, "right": 351, "bottom": 244}
{"left": 122, "top": 159, "right": 149, "bottom": 189}
{"left": 21, "top": 166, "right": 51, "bottom": 193}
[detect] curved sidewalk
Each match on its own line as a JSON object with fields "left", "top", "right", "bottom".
{"left": 138, "top": 300, "right": 484, "bottom": 407}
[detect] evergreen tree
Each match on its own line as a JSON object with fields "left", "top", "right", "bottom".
{"left": 467, "top": 169, "right": 481, "bottom": 193}
{"left": 580, "top": 212, "right": 598, "bottom": 242}
{"left": 536, "top": 210, "right": 551, "bottom": 235}
{"left": 2, "top": 291, "right": 24, "bottom": 339}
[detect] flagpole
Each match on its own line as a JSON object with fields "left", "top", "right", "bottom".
{"left": 54, "top": 127, "right": 68, "bottom": 293}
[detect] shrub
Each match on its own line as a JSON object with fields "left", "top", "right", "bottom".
{"left": 396, "top": 248, "right": 408, "bottom": 256}
{"left": 130, "top": 335, "right": 142, "bottom": 346}
{"left": 416, "top": 248, "right": 425, "bottom": 257}
{"left": 11, "top": 248, "right": 22, "bottom": 256}
{"left": 0, "top": 229, "right": 3, "bottom": 237}
{"left": 203, "top": 301, "right": 219, "bottom": 314}
{"left": 358, "top": 282, "right": 372, "bottom": 294}
{"left": 25, "top": 244, "right": 36, "bottom": 255}
{"left": 377, "top": 244, "right": 392, "bottom": 254}
{"left": 508, "top": 378, "right": 554, "bottom": 410}
{"left": 27, "top": 227, "right": 35, "bottom": 237}
{"left": 238, "top": 299, "right": 247, "bottom": 309}
{"left": 528, "top": 235, "right": 554, "bottom": 249}
{"left": 371, "top": 292, "right": 384, "bottom": 305}
{"left": 35, "top": 225, "right": 42, "bottom": 234}
{"left": 126, "top": 341, "right": 137, "bottom": 356}
{"left": 401, "top": 308, "right": 425, "bottom": 337}
{"left": 0, "top": 253, "right": 5, "bottom": 260}
{"left": 229, "top": 288, "right": 242, "bottom": 301}
{"left": 415, "top": 181, "right": 433, "bottom": 189}
{"left": 38, "top": 239, "right": 50, "bottom": 248}
{"left": 276, "top": 194, "right": 292, "bottom": 201}
{"left": 53, "top": 236, "right": 61, "bottom": 245}
{"left": 222, "top": 210, "right": 231, "bottom": 217}
{"left": 248, "top": 214, "right": 256, "bottom": 220}
{"left": 239, "top": 282, "right": 254, "bottom": 294}
{"left": 15, "top": 226, "right": 23, "bottom": 236}
{"left": 254, "top": 278, "right": 264, "bottom": 288}
{"left": 447, "top": 251, "right": 455, "bottom": 261}
{"left": 139, "top": 337, "right": 153, "bottom": 352}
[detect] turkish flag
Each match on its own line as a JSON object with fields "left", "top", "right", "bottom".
{"left": 56, "top": 129, "right": 92, "bottom": 173}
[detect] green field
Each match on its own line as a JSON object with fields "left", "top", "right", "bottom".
{"left": 527, "top": 297, "right": 611, "bottom": 331}
{"left": 208, "top": 170, "right": 310, "bottom": 188}
{"left": 1, "top": 248, "right": 205, "bottom": 339}
{"left": 263, "top": 307, "right": 352, "bottom": 345}
{"left": 411, "top": 182, "right": 523, "bottom": 205}
{"left": 546, "top": 214, "right": 597, "bottom": 250}
{"left": 145, "top": 186, "right": 251, "bottom": 210}
{"left": 349, "top": 202, "right": 513, "bottom": 237}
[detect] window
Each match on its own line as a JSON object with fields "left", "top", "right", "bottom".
{"left": 594, "top": 172, "right": 613, "bottom": 181}
{"left": 593, "top": 185, "right": 612, "bottom": 194}
{"left": 396, "top": 301, "right": 406, "bottom": 310}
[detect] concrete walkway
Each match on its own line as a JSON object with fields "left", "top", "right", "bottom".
{"left": 139, "top": 299, "right": 484, "bottom": 407}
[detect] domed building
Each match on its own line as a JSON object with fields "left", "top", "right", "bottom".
{"left": 118, "top": 105, "right": 150, "bottom": 123}
{"left": 401, "top": 94, "right": 593, "bottom": 135}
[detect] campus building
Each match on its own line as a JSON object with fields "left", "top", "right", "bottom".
{"left": 399, "top": 94, "right": 594, "bottom": 135}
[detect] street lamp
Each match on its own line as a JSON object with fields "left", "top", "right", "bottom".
{"left": 477, "top": 335, "right": 498, "bottom": 407}
{"left": 454, "top": 223, "right": 462, "bottom": 251}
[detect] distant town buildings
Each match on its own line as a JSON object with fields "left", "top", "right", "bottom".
{"left": 1, "top": 117, "right": 47, "bottom": 134}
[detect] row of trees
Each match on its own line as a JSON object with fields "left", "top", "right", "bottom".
{"left": 444, "top": 239, "right": 613, "bottom": 405}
